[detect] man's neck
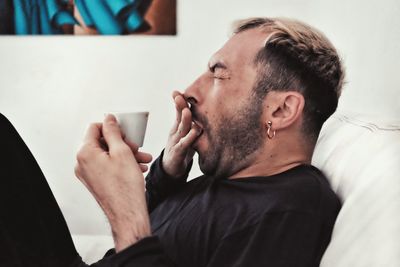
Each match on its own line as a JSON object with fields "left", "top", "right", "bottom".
{"left": 228, "top": 143, "right": 312, "bottom": 179}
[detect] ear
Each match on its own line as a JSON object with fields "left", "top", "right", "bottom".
{"left": 264, "top": 91, "right": 305, "bottom": 131}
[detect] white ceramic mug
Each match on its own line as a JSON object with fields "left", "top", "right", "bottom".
{"left": 109, "top": 111, "right": 149, "bottom": 147}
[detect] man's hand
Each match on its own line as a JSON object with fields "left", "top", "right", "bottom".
{"left": 75, "top": 114, "right": 152, "bottom": 252}
{"left": 162, "top": 91, "right": 200, "bottom": 178}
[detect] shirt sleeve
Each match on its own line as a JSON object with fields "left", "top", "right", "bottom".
{"left": 89, "top": 236, "right": 176, "bottom": 267}
{"left": 145, "top": 150, "right": 192, "bottom": 212}
{"left": 206, "top": 211, "right": 330, "bottom": 267}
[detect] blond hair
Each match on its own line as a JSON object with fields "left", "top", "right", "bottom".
{"left": 234, "top": 17, "right": 345, "bottom": 141}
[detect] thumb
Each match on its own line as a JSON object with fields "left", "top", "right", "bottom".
{"left": 102, "top": 114, "right": 126, "bottom": 152}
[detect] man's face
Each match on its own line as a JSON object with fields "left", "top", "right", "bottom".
{"left": 184, "top": 29, "right": 268, "bottom": 178}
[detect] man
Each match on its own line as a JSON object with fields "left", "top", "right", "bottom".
{"left": 0, "top": 17, "right": 343, "bottom": 266}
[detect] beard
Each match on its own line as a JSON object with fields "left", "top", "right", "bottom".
{"left": 192, "top": 94, "right": 265, "bottom": 178}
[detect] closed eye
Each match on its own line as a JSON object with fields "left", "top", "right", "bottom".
{"left": 208, "top": 62, "right": 227, "bottom": 73}
{"left": 208, "top": 62, "right": 230, "bottom": 80}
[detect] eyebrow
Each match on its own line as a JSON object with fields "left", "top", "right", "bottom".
{"left": 208, "top": 61, "right": 228, "bottom": 72}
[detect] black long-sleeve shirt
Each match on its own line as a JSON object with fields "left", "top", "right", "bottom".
{"left": 92, "top": 153, "right": 341, "bottom": 267}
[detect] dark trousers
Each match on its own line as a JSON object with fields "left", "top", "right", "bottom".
{"left": 0, "top": 114, "right": 87, "bottom": 267}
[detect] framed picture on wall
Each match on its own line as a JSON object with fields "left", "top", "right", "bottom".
{"left": 0, "top": 0, "right": 177, "bottom": 35}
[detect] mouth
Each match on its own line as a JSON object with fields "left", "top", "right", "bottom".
{"left": 191, "top": 120, "right": 204, "bottom": 146}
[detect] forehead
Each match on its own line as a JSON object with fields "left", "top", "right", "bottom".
{"left": 209, "top": 28, "right": 268, "bottom": 68}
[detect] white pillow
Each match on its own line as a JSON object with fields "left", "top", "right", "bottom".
{"left": 312, "top": 111, "right": 400, "bottom": 267}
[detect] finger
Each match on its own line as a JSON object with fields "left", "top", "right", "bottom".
{"left": 124, "top": 138, "right": 152, "bottom": 162}
{"left": 177, "top": 108, "right": 192, "bottom": 138}
{"left": 173, "top": 94, "right": 188, "bottom": 124}
{"left": 172, "top": 91, "right": 183, "bottom": 114}
{"left": 83, "top": 123, "right": 102, "bottom": 146}
{"left": 123, "top": 137, "right": 152, "bottom": 163}
{"left": 125, "top": 140, "right": 139, "bottom": 154}
{"left": 135, "top": 151, "right": 153, "bottom": 164}
{"left": 186, "top": 147, "right": 195, "bottom": 160}
{"left": 99, "top": 137, "right": 109, "bottom": 151}
{"left": 172, "top": 90, "right": 182, "bottom": 99}
{"left": 175, "top": 94, "right": 188, "bottom": 113}
{"left": 102, "top": 114, "right": 126, "bottom": 152}
{"left": 176, "top": 127, "right": 201, "bottom": 154}
{"left": 139, "top": 164, "right": 149, "bottom": 173}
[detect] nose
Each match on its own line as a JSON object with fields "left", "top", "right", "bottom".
{"left": 183, "top": 73, "right": 207, "bottom": 106}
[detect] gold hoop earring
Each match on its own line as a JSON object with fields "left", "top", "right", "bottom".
{"left": 267, "top": 121, "right": 276, "bottom": 139}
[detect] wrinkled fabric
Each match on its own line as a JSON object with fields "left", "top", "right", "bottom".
{"left": 13, "top": 0, "right": 77, "bottom": 34}
{"left": 12, "top": 0, "right": 147, "bottom": 35}
{"left": 144, "top": 154, "right": 341, "bottom": 267}
{"left": 75, "top": 0, "right": 144, "bottom": 34}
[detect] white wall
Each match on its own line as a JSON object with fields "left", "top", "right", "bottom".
{"left": 0, "top": 0, "right": 399, "bottom": 236}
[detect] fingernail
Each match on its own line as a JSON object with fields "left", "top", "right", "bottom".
{"left": 105, "top": 114, "right": 117, "bottom": 122}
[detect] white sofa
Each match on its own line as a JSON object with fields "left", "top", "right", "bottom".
{"left": 71, "top": 234, "right": 114, "bottom": 264}
{"left": 313, "top": 111, "right": 400, "bottom": 267}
